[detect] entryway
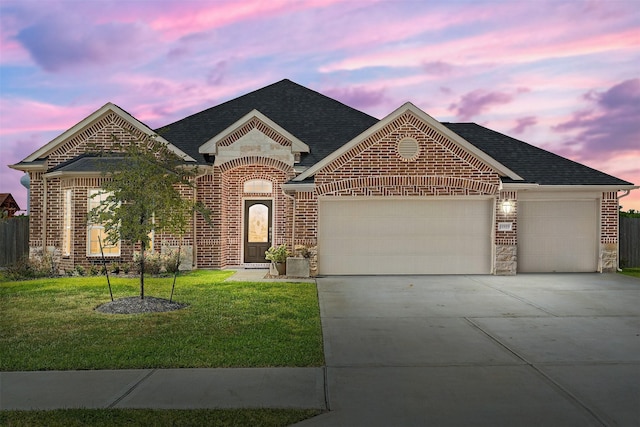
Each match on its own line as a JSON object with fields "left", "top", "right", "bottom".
{"left": 243, "top": 199, "right": 272, "bottom": 263}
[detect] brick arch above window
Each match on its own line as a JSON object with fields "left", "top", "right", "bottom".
{"left": 317, "top": 175, "right": 499, "bottom": 196}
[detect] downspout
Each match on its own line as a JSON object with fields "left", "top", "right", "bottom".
{"left": 192, "top": 167, "right": 210, "bottom": 269}
{"left": 617, "top": 190, "right": 631, "bottom": 271}
{"left": 282, "top": 189, "right": 296, "bottom": 250}
{"left": 42, "top": 176, "right": 47, "bottom": 252}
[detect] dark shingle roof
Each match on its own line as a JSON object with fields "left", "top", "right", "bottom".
{"left": 48, "top": 154, "right": 129, "bottom": 173}
{"left": 443, "top": 123, "right": 632, "bottom": 186}
{"left": 156, "top": 79, "right": 379, "bottom": 166}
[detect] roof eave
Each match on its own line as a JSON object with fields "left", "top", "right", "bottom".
{"left": 9, "top": 162, "right": 47, "bottom": 172}
{"left": 43, "top": 170, "right": 105, "bottom": 179}
{"left": 281, "top": 182, "right": 316, "bottom": 192}
{"left": 503, "top": 183, "right": 639, "bottom": 192}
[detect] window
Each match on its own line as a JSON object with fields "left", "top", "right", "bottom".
{"left": 87, "top": 189, "right": 120, "bottom": 256}
{"left": 244, "top": 179, "right": 272, "bottom": 194}
{"left": 62, "top": 189, "right": 72, "bottom": 256}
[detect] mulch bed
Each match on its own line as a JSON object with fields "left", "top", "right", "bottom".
{"left": 95, "top": 296, "right": 188, "bottom": 315}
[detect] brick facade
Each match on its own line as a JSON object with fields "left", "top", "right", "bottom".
{"left": 17, "top": 101, "right": 626, "bottom": 275}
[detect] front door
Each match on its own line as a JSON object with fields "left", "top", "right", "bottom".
{"left": 244, "top": 200, "right": 272, "bottom": 263}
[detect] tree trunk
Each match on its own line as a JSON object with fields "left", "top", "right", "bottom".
{"left": 140, "top": 244, "right": 145, "bottom": 300}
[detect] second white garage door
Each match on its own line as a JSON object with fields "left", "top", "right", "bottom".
{"left": 318, "top": 198, "right": 493, "bottom": 275}
{"left": 517, "top": 200, "right": 598, "bottom": 272}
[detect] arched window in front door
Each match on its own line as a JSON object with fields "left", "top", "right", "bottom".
{"left": 248, "top": 203, "right": 269, "bottom": 243}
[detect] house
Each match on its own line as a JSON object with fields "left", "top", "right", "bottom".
{"left": 0, "top": 193, "right": 20, "bottom": 218}
{"left": 9, "top": 79, "right": 637, "bottom": 275}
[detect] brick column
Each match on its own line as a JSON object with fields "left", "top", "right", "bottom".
{"left": 600, "top": 192, "right": 618, "bottom": 272}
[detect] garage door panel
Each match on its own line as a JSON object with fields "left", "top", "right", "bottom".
{"left": 318, "top": 199, "right": 492, "bottom": 275}
{"left": 518, "top": 200, "right": 598, "bottom": 273}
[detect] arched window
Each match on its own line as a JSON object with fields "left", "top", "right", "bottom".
{"left": 244, "top": 179, "right": 272, "bottom": 194}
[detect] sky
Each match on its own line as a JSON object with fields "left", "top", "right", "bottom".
{"left": 1, "top": 0, "right": 639, "bottom": 213}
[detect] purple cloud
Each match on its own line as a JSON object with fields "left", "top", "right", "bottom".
{"left": 510, "top": 116, "right": 538, "bottom": 134}
{"left": 449, "top": 90, "right": 515, "bottom": 121}
{"left": 207, "top": 61, "right": 228, "bottom": 86}
{"left": 553, "top": 78, "right": 640, "bottom": 156}
{"left": 323, "top": 86, "right": 388, "bottom": 110}
{"left": 16, "top": 18, "right": 150, "bottom": 72}
{"left": 422, "top": 61, "right": 454, "bottom": 76}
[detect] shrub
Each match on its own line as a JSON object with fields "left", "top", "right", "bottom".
{"left": 163, "top": 248, "right": 181, "bottom": 274}
{"left": 4, "top": 257, "right": 40, "bottom": 280}
{"left": 110, "top": 263, "right": 121, "bottom": 274}
{"left": 133, "top": 252, "right": 163, "bottom": 275}
{"left": 4, "top": 250, "right": 56, "bottom": 280}
{"left": 265, "top": 244, "right": 290, "bottom": 263}
{"left": 75, "top": 265, "right": 86, "bottom": 276}
{"left": 88, "top": 264, "right": 100, "bottom": 276}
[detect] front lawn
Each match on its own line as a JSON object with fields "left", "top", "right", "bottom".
{"left": 0, "top": 270, "right": 324, "bottom": 371}
{"left": 619, "top": 267, "right": 640, "bottom": 278}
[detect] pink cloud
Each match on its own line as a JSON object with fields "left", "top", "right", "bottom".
{"left": 149, "top": 0, "right": 350, "bottom": 40}
{"left": 0, "top": 99, "right": 93, "bottom": 136}
{"left": 319, "top": 5, "right": 639, "bottom": 73}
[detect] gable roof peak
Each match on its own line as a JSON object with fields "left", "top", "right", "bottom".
{"left": 294, "top": 101, "right": 522, "bottom": 181}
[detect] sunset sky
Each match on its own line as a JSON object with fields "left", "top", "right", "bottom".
{"left": 1, "top": 0, "right": 639, "bottom": 212}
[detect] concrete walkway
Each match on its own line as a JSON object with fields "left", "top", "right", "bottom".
{"left": 2, "top": 273, "right": 639, "bottom": 427}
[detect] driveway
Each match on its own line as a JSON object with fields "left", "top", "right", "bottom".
{"left": 297, "top": 274, "right": 640, "bottom": 427}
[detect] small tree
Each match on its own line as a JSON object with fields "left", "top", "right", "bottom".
{"left": 88, "top": 135, "right": 209, "bottom": 299}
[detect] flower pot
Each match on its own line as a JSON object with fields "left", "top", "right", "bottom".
{"left": 274, "top": 262, "right": 286, "bottom": 276}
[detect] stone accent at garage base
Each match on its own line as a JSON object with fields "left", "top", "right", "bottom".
{"left": 600, "top": 243, "right": 617, "bottom": 273}
{"left": 495, "top": 245, "right": 517, "bottom": 275}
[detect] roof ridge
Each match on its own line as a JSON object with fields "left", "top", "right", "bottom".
{"left": 157, "top": 79, "right": 294, "bottom": 131}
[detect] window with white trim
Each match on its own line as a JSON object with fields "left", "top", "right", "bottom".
{"left": 87, "top": 189, "right": 120, "bottom": 256}
{"left": 62, "top": 189, "right": 72, "bottom": 256}
{"left": 244, "top": 179, "right": 272, "bottom": 194}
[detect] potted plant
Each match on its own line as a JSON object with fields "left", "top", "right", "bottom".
{"left": 265, "top": 244, "right": 290, "bottom": 275}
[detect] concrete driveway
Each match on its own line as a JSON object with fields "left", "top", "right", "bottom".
{"left": 297, "top": 274, "right": 640, "bottom": 427}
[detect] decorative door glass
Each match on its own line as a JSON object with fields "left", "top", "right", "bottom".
{"left": 248, "top": 204, "right": 269, "bottom": 242}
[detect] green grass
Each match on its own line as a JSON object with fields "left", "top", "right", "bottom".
{"left": 0, "top": 408, "right": 323, "bottom": 427}
{"left": 0, "top": 270, "right": 324, "bottom": 371}
{"left": 619, "top": 268, "right": 640, "bottom": 278}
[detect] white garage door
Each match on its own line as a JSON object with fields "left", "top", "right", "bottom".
{"left": 517, "top": 200, "right": 598, "bottom": 272}
{"left": 318, "top": 198, "right": 493, "bottom": 275}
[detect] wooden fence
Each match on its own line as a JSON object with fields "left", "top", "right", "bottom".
{"left": 0, "top": 216, "right": 29, "bottom": 267}
{"left": 620, "top": 217, "right": 640, "bottom": 268}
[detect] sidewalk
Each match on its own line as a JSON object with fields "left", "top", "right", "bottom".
{"left": 224, "top": 268, "right": 315, "bottom": 283}
{"left": 1, "top": 368, "right": 326, "bottom": 410}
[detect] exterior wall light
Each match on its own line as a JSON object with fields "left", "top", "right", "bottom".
{"left": 501, "top": 200, "right": 514, "bottom": 215}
